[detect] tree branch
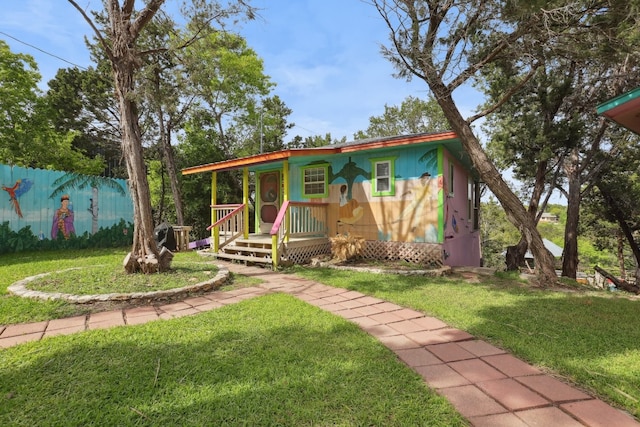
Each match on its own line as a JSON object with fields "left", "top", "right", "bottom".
{"left": 131, "top": 0, "right": 165, "bottom": 39}
{"left": 66, "top": 0, "right": 113, "bottom": 60}
{"left": 467, "top": 63, "right": 540, "bottom": 123}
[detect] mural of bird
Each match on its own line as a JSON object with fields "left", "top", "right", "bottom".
{"left": 2, "top": 178, "right": 33, "bottom": 218}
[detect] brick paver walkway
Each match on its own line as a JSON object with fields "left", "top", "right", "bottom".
{"left": 1, "top": 261, "right": 638, "bottom": 427}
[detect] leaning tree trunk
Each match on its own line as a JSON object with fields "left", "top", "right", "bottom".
{"left": 432, "top": 84, "right": 558, "bottom": 285}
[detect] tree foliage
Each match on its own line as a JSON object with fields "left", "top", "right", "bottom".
{"left": 0, "top": 41, "right": 104, "bottom": 174}
{"left": 354, "top": 95, "right": 450, "bottom": 139}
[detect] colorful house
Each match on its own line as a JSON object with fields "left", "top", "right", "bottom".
{"left": 182, "top": 131, "right": 481, "bottom": 269}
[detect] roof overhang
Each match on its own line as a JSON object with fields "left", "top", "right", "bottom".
{"left": 597, "top": 87, "right": 640, "bottom": 135}
{"left": 182, "top": 131, "right": 459, "bottom": 175}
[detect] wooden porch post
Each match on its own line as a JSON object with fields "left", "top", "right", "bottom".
{"left": 243, "top": 167, "right": 249, "bottom": 239}
{"left": 283, "top": 160, "right": 290, "bottom": 243}
{"left": 212, "top": 172, "right": 219, "bottom": 253}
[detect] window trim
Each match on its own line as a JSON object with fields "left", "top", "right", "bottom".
{"left": 370, "top": 157, "right": 396, "bottom": 197}
{"left": 301, "top": 164, "right": 329, "bottom": 198}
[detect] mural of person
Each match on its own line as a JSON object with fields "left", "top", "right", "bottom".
{"left": 338, "top": 184, "right": 363, "bottom": 225}
{"left": 51, "top": 194, "right": 75, "bottom": 239}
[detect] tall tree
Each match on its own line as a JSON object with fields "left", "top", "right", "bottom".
{"left": 68, "top": 0, "right": 168, "bottom": 273}
{"left": 45, "top": 66, "right": 124, "bottom": 177}
{"left": 0, "top": 41, "right": 103, "bottom": 174}
{"left": 483, "top": 51, "right": 639, "bottom": 277}
{"left": 370, "top": 0, "right": 616, "bottom": 284}
{"left": 183, "top": 31, "right": 273, "bottom": 157}
{"left": 591, "top": 135, "right": 640, "bottom": 283}
{"left": 68, "top": 0, "right": 255, "bottom": 273}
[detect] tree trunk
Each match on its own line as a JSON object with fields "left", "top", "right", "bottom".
{"left": 506, "top": 239, "right": 528, "bottom": 271}
{"left": 602, "top": 187, "right": 640, "bottom": 286}
{"left": 507, "top": 160, "right": 550, "bottom": 271}
{"left": 433, "top": 87, "right": 557, "bottom": 285}
{"left": 153, "top": 68, "right": 185, "bottom": 225}
{"left": 162, "top": 125, "right": 185, "bottom": 225}
{"left": 106, "top": 0, "right": 168, "bottom": 273}
{"left": 617, "top": 230, "right": 626, "bottom": 281}
{"left": 562, "top": 147, "right": 581, "bottom": 279}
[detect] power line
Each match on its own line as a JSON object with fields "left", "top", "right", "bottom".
{"left": 0, "top": 31, "right": 88, "bottom": 70}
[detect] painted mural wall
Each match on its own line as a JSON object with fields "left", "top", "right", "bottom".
{"left": 288, "top": 144, "right": 480, "bottom": 266}
{"left": 0, "top": 164, "right": 134, "bottom": 253}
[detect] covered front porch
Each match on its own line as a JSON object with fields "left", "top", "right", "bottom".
{"left": 207, "top": 190, "right": 330, "bottom": 269}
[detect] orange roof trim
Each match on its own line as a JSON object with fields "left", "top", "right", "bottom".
{"left": 181, "top": 131, "right": 458, "bottom": 175}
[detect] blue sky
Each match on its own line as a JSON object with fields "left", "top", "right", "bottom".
{"left": 1, "top": 0, "right": 481, "bottom": 141}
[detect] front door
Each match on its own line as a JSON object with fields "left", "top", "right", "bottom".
{"left": 258, "top": 171, "right": 280, "bottom": 234}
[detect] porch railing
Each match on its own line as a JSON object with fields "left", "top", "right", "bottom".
{"left": 207, "top": 204, "right": 245, "bottom": 252}
{"left": 270, "top": 201, "right": 328, "bottom": 268}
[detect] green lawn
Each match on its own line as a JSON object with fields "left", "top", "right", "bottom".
{"left": 293, "top": 266, "right": 640, "bottom": 419}
{"left": 2, "top": 248, "right": 640, "bottom": 422}
{"left": 0, "top": 249, "right": 217, "bottom": 324}
{"left": 0, "top": 294, "right": 465, "bottom": 426}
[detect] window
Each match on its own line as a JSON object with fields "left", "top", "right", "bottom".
{"left": 448, "top": 163, "right": 455, "bottom": 197}
{"left": 370, "top": 157, "right": 396, "bottom": 196}
{"left": 473, "top": 181, "right": 480, "bottom": 230}
{"left": 468, "top": 177, "right": 473, "bottom": 220}
{"left": 301, "top": 165, "right": 328, "bottom": 198}
{"left": 467, "top": 178, "right": 480, "bottom": 230}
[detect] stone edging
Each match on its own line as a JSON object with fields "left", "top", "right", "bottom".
{"left": 7, "top": 265, "right": 230, "bottom": 304}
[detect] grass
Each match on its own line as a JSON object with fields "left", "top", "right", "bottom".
{"left": 3, "top": 248, "right": 640, "bottom": 422}
{"left": 27, "top": 257, "right": 219, "bottom": 294}
{"left": 292, "top": 266, "right": 640, "bottom": 419}
{"left": 0, "top": 294, "right": 466, "bottom": 426}
{"left": 0, "top": 249, "right": 224, "bottom": 324}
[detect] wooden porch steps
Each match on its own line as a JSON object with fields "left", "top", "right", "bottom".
{"left": 214, "top": 238, "right": 275, "bottom": 266}
{"left": 224, "top": 245, "right": 272, "bottom": 254}
{"left": 213, "top": 252, "right": 272, "bottom": 264}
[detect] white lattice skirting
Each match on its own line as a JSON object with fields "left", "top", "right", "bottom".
{"left": 284, "top": 242, "right": 332, "bottom": 264}
{"left": 362, "top": 241, "right": 444, "bottom": 267}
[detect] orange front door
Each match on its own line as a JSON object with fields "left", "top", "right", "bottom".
{"left": 259, "top": 171, "right": 280, "bottom": 233}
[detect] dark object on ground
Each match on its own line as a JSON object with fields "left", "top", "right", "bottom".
{"left": 154, "top": 223, "right": 177, "bottom": 251}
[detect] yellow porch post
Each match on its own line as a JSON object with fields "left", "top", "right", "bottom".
{"left": 243, "top": 167, "right": 249, "bottom": 239}
{"left": 211, "top": 172, "right": 219, "bottom": 253}
{"left": 283, "top": 160, "right": 290, "bottom": 243}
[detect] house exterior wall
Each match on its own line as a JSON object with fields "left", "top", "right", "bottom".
{"left": 287, "top": 144, "right": 481, "bottom": 267}
{"left": 441, "top": 155, "right": 481, "bottom": 267}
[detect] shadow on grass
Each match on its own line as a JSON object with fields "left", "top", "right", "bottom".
{"left": 0, "top": 247, "right": 129, "bottom": 269}
{"left": 0, "top": 294, "right": 465, "bottom": 427}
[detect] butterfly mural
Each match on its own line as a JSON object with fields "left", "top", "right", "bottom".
{"left": 2, "top": 178, "right": 34, "bottom": 218}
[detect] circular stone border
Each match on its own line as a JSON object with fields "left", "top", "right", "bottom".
{"left": 7, "top": 265, "right": 230, "bottom": 304}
